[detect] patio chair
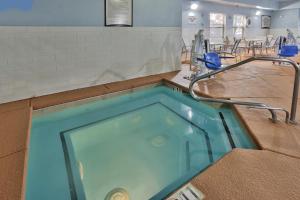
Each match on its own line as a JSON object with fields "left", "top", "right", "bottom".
{"left": 216, "top": 39, "right": 241, "bottom": 62}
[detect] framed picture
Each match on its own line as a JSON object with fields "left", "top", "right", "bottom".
{"left": 261, "top": 15, "right": 271, "bottom": 29}
{"left": 105, "top": 0, "right": 133, "bottom": 26}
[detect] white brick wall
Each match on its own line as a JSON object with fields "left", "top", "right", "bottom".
{"left": 0, "top": 27, "right": 182, "bottom": 104}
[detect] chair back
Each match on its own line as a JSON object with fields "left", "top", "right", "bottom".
{"left": 231, "top": 39, "right": 241, "bottom": 54}
{"left": 278, "top": 36, "right": 287, "bottom": 50}
{"left": 268, "top": 38, "right": 276, "bottom": 47}
{"left": 204, "top": 52, "right": 222, "bottom": 70}
{"left": 204, "top": 39, "right": 210, "bottom": 53}
{"left": 266, "top": 35, "right": 274, "bottom": 45}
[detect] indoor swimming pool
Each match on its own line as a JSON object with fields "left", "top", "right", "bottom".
{"left": 26, "top": 85, "right": 256, "bottom": 200}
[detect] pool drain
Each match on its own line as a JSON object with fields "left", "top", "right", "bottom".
{"left": 151, "top": 135, "right": 167, "bottom": 147}
{"left": 105, "top": 188, "right": 130, "bottom": 200}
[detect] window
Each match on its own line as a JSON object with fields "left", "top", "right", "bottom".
{"left": 209, "top": 13, "right": 226, "bottom": 42}
{"left": 233, "top": 15, "right": 246, "bottom": 39}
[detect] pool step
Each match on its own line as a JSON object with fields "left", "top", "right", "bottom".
{"left": 166, "top": 183, "right": 205, "bottom": 200}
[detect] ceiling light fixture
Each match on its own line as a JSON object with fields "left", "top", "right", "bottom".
{"left": 256, "top": 5, "right": 273, "bottom": 10}
{"left": 190, "top": 3, "right": 198, "bottom": 10}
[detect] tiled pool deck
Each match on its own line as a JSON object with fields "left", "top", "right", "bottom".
{"left": 1, "top": 60, "right": 300, "bottom": 199}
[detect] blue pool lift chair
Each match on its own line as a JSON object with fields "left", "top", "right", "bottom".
{"left": 196, "top": 52, "right": 234, "bottom": 71}
{"left": 194, "top": 52, "right": 234, "bottom": 79}
{"left": 278, "top": 45, "right": 298, "bottom": 58}
{"left": 202, "top": 52, "right": 222, "bottom": 70}
{"left": 197, "top": 52, "right": 222, "bottom": 71}
{"left": 274, "top": 45, "right": 299, "bottom": 65}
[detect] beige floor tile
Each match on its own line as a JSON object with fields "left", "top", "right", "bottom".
{"left": 0, "top": 150, "right": 27, "bottom": 200}
{"left": 191, "top": 149, "right": 300, "bottom": 200}
{"left": 0, "top": 107, "right": 31, "bottom": 158}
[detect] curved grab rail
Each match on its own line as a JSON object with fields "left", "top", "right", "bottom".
{"left": 189, "top": 90, "right": 287, "bottom": 123}
{"left": 248, "top": 106, "right": 290, "bottom": 123}
{"left": 189, "top": 56, "right": 300, "bottom": 123}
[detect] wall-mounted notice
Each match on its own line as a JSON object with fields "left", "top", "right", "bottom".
{"left": 261, "top": 15, "right": 271, "bottom": 29}
{"left": 105, "top": 0, "right": 133, "bottom": 26}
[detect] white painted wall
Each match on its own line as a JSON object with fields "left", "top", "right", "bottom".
{"left": 270, "top": 8, "right": 300, "bottom": 38}
{"left": 0, "top": 27, "right": 182, "bottom": 104}
{"left": 270, "top": 28, "right": 299, "bottom": 39}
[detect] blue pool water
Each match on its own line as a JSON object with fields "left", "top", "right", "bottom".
{"left": 26, "top": 85, "right": 256, "bottom": 200}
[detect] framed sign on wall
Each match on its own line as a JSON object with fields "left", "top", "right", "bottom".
{"left": 261, "top": 15, "right": 271, "bottom": 29}
{"left": 105, "top": 0, "right": 133, "bottom": 26}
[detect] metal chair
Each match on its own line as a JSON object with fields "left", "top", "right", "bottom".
{"left": 247, "top": 40, "right": 263, "bottom": 56}
{"left": 217, "top": 39, "right": 241, "bottom": 62}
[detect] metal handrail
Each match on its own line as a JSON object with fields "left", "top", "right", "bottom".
{"left": 189, "top": 56, "right": 300, "bottom": 124}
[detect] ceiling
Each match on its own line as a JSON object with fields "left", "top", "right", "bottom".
{"left": 279, "top": 0, "right": 300, "bottom": 9}
{"left": 194, "top": 0, "right": 298, "bottom": 10}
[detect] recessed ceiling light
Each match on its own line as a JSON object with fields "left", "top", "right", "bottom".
{"left": 256, "top": 5, "right": 273, "bottom": 10}
{"left": 191, "top": 3, "right": 198, "bottom": 10}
